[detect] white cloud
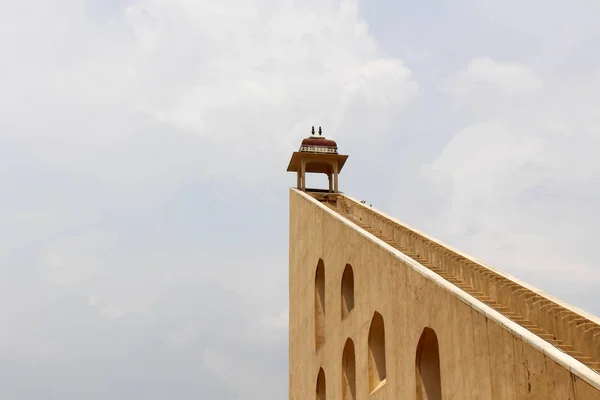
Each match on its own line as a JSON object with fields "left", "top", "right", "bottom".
{"left": 41, "top": 230, "right": 115, "bottom": 285}
{"left": 0, "top": 0, "right": 417, "bottom": 398}
{"left": 461, "top": 56, "right": 543, "bottom": 95}
{"left": 1, "top": 0, "right": 418, "bottom": 189}
{"left": 203, "top": 309, "right": 288, "bottom": 399}
{"left": 440, "top": 57, "right": 543, "bottom": 121}
{"left": 431, "top": 55, "right": 600, "bottom": 287}
{"left": 3, "top": 0, "right": 600, "bottom": 398}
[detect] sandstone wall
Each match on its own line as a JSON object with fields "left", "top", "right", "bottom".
{"left": 289, "top": 189, "right": 600, "bottom": 399}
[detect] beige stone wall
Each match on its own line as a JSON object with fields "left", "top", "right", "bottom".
{"left": 289, "top": 189, "right": 600, "bottom": 399}
{"left": 331, "top": 194, "right": 600, "bottom": 372}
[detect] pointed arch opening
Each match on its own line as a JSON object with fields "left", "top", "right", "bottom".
{"left": 415, "top": 327, "right": 442, "bottom": 400}
{"left": 342, "top": 338, "right": 356, "bottom": 400}
{"left": 368, "top": 311, "right": 387, "bottom": 393}
{"left": 341, "top": 264, "right": 355, "bottom": 318}
{"left": 316, "top": 367, "right": 326, "bottom": 400}
{"left": 315, "top": 259, "right": 326, "bottom": 350}
{"left": 303, "top": 162, "right": 331, "bottom": 192}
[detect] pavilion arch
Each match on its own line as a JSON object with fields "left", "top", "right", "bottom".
{"left": 315, "top": 259, "right": 326, "bottom": 350}
{"left": 342, "top": 338, "right": 356, "bottom": 400}
{"left": 316, "top": 367, "right": 326, "bottom": 400}
{"left": 303, "top": 161, "right": 334, "bottom": 192}
{"left": 341, "top": 264, "right": 355, "bottom": 318}
{"left": 415, "top": 327, "right": 442, "bottom": 400}
{"left": 368, "top": 311, "right": 387, "bottom": 393}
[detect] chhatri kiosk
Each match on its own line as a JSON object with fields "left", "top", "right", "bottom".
{"left": 286, "top": 127, "right": 349, "bottom": 193}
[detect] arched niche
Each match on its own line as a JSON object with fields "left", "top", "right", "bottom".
{"left": 415, "top": 327, "right": 442, "bottom": 400}
{"left": 368, "top": 311, "right": 387, "bottom": 393}
{"left": 341, "top": 264, "right": 355, "bottom": 318}
{"left": 342, "top": 338, "right": 356, "bottom": 400}
{"left": 316, "top": 367, "right": 326, "bottom": 400}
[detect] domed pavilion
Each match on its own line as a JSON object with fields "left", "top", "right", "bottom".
{"left": 286, "top": 126, "right": 348, "bottom": 193}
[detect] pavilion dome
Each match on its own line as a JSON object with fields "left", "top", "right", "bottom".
{"left": 299, "top": 127, "right": 338, "bottom": 154}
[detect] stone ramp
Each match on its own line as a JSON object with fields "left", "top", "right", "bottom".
{"left": 312, "top": 191, "right": 600, "bottom": 375}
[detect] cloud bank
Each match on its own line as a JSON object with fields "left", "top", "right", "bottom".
{"left": 1, "top": 0, "right": 599, "bottom": 398}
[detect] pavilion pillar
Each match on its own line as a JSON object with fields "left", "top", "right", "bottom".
{"left": 333, "top": 161, "right": 339, "bottom": 193}
{"left": 300, "top": 159, "right": 307, "bottom": 191}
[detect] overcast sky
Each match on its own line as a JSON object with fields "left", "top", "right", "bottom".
{"left": 1, "top": 0, "right": 599, "bottom": 398}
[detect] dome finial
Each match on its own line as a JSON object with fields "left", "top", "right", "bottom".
{"left": 311, "top": 126, "right": 315, "bottom": 135}
{"left": 318, "top": 126, "right": 322, "bottom": 136}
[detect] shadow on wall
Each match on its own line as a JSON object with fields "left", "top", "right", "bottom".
{"left": 315, "top": 259, "right": 325, "bottom": 350}
{"left": 415, "top": 327, "right": 442, "bottom": 400}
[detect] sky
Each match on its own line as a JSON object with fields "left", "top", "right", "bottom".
{"left": 1, "top": 0, "right": 600, "bottom": 398}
